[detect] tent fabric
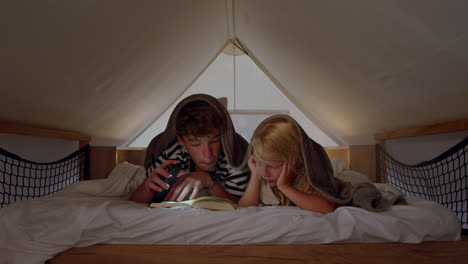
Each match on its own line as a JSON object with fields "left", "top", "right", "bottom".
{"left": 1, "top": 0, "right": 468, "bottom": 146}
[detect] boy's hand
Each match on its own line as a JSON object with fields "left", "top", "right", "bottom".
{"left": 166, "top": 171, "right": 212, "bottom": 201}
{"left": 145, "top": 160, "right": 178, "bottom": 192}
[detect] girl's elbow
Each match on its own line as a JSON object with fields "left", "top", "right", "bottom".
{"left": 302, "top": 201, "right": 335, "bottom": 214}
{"left": 321, "top": 200, "right": 336, "bottom": 214}
{"left": 320, "top": 204, "right": 335, "bottom": 214}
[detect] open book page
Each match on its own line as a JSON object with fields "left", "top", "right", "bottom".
{"left": 149, "top": 196, "right": 237, "bottom": 211}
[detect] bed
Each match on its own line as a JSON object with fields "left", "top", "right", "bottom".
{"left": 0, "top": 120, "right": 467, "bottom": 264}
{"left": 49, "top": 241, "right": 468, "bottom": 264}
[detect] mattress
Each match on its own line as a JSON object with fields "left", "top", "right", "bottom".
{"left": 0, "top": 162, "right": 461, "bottom": 264}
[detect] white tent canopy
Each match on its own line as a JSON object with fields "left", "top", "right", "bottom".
{"left": 129, "top": 42, "right": 339, "bottom": 147}
{"left": 1, "top": 0, "right": 468, "bottom": 147}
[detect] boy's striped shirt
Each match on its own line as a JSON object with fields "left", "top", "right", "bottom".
{"left": 146, "top": 140, "right": 249, "bottom": 197}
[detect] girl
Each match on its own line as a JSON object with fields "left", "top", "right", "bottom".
{"left": 239, "top": 115, "right": 336, "bottom": 214}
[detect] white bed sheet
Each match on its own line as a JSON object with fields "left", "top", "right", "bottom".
{"left": 0, "top": 162, "right": 462, "bottom": 264}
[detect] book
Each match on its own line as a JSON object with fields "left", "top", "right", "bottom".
{"left": 149, "top": 196, "right": 237, "bottom": 211}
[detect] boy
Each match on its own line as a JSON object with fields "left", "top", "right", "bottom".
{"left": 129, "top": 94, "right": 249, "bottom": 203}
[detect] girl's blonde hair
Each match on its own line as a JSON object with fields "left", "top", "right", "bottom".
{"left": 249, "top": 116, "right": 312, "bottom": 205}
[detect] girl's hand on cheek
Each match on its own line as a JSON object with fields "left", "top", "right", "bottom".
{"left": 277, "top": 162, "right": 293, "bottom": 190}
{"left": 248, "top": 155, "right": 263, "bottom": 182}
{"left": 247, "top": 155, "right": 256, "bottom": 171}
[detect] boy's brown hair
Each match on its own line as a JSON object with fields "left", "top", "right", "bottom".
{"left": 175, "top": 100, "right": 226, "bottom": 137}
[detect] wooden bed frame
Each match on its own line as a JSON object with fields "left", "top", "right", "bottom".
{"left": 2, "top": 120, "right": 467, "bottom": 263}
{"left": 48, "top": 239, "right": 468, "bottom": 264}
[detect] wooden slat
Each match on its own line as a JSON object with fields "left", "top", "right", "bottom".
{"left": 0, "top": 122, "right": 91, "bottom": 143}
{"left": 324, "top": 146, "right": 350, "bottom": 165}
{"left": 117, "top": 148, "right": 146, "bottom": 166}
{"left": 349, "top": 145, "right": 376, "bottom": 182}
{"left": 48, "top": 240, "right": 468, "bottom": 264}
{"left": 90, "top": 146, "right": 117, "bottom": 179}
{"left": 374, "top": 118, "right": 468, "bottom": 141}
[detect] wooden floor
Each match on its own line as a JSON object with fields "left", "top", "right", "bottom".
{"left": 49, "top": 236, "right": 468, "bottom": 264}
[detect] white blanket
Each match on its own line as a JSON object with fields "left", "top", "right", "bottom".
{"left": 0, "top": 162, "right": 462, "bottom": 264}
